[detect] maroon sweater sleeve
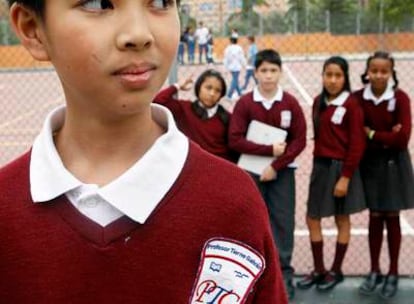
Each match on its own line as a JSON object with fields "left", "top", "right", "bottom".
{"left": 153, "top": 85, "right": 184, "bottom": 114}
{"left": 271, "top": 96, "right": 307, "bottom": 171}
{"left": 373, "top": 90, "right": 412, "bottom": 149}
{"left": 342, "top": 98, "right": 366, "bottom": 177}
{"left": 228, "top": 96, "right": 274, "bottom": 156}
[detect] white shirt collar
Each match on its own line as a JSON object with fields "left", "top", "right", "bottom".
{"left": 253, "top": 85, "right": 283, "bottom": 110}
{"left": 328, "top": 91, "right": 350, "bottom": 106}
{"left": 363, "top": 82, "right": 395, "bottom": 105}
{"left": 198, "top": 102, "right": 219, "bottom": 118}
{"left": 30, "top": 103, "right": 189, "bottom": 224}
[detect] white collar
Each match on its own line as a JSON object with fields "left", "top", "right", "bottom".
{"left": 30, "top": 104, "right": 189, "bottom": 223}
{"left": 199, "top": 102, "right": 219, "bottom": 118}
{"left": 363, "top": 83, "right": 395, "bottom": 105}
{"left": 328, "top": 91, "right": 350, "bottom": 106}
{"left": 253, "top": 86, "right": 283, "bottom": 110}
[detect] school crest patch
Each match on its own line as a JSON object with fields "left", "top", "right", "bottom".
{"left": 189, "top": 238, "right": 265, "bottom": 304}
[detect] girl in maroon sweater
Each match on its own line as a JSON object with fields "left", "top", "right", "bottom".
{"left": 154, "top": 69, "right": 238, "bottom": 162}
{"left": 355, "top": 51, "right": 414, "bottom": 299}
{"left": 297, "top": 56, "right": 366, "bottom": 292}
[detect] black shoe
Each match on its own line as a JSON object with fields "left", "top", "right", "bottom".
{"left": 380, "top": 275, "right": 399, "bottom": 299}
{"left": 316, "top": 271, "right": 344, "bottom": 291}
{"left": 285, "top": 279, "right": 295, "bottom": 300}
{"left": 359, "top": 272, "right": 383, "bottom": 295}
{"left": 296, "top": 271, "right": 326, "bottom": 290}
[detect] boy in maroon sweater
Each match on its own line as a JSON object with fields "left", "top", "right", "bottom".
{"left": 229, "top": 49, "right": 307, "bottom": 300}
{"left": 0, "top": 1, "right": 287, "bottom": 303}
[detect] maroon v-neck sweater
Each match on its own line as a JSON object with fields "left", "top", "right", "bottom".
{"left": 0, "top": 143, "right": 286, "bottom": 303}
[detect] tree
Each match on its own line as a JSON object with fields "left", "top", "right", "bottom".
{"left": 368, "top": 0, "right": 414, "bottom": 32}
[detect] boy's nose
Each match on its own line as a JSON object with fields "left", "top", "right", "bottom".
{"left": 115, "top": 11, "right": 154, "bottom": 51}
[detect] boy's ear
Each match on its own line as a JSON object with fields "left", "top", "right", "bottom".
{"left": 9, "top": 3, "right": 50, "bottom": 61}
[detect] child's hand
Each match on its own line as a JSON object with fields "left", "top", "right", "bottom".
{"left": 392, "top": 123, "right": 402, "bottom": 133}
{"left": 177, "top": 75, "right": 193, "bottom": 91}
{"left": 363, "top": 126, "right": 371, "bottom": 136}
{"left": 333, "top": 176, "right": 350, "bottom": 198}
{"left": 273, "top": 142, "right": 286, "bottom": 157}
{"left": 260, "top": 166, "right": 277, "bottom": 182}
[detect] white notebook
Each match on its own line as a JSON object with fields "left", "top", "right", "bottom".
{"left": 237, "top": 120, "right": 287, "bottom": 175}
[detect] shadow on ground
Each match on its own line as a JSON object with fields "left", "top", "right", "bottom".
{"left": 291, "top": 276, "right": 414, "bottom": 304}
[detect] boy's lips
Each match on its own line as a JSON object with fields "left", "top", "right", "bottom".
{"left": 113, "top": 63, "right": 157, "bottom": 89}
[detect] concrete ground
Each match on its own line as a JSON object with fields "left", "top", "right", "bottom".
{"left": 291, "top": 276, "right": 414, "bottom": 304}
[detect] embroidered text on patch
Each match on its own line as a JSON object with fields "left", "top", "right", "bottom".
{"left": 189, "top": 238, "right": 265, "bottom": 304}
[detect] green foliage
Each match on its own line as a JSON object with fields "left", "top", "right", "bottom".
{"left": 262, "top": 12, "right": 289, "bottom": 34}
{"left": 286, "top": 0, "right": 414, "bottom": 34}
{"left": 0, "top": 19, "right": 19, "bottom": 45}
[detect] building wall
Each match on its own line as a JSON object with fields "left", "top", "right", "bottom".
{"left": 180, "top": 0, "right": 288, "bottom": 31}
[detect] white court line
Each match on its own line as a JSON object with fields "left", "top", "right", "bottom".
{"left": 0, "top": 142, "right": 32, "bottom": 147}
{"left": 0, "top": 96, "right": 63, "bottom": 131}
{"left": 295, "top": 228, "right": 369, "bottom": 237}
{"left": 400, "top": 215, "right": 414, "bottom": 235}
{"left": 284, "top": 64, "right": 313, "bottom": 106}
{"left": 295, "top": 217, "right": 414, "bottom": 237}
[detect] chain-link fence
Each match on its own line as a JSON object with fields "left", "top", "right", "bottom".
{"left": 1, "top": 0, "right": 414, "bottom": 276}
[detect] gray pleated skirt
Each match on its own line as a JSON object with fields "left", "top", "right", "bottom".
{"left": 307, "top": 157, "right": 366, "bottom": 218}
{"left": 360, "top": 149, "right": 414, "bottom": 211}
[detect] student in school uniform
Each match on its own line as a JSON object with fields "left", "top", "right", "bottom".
{"left": 0, "top": 1, "right": 288, "bottom": 303}
{"left": 354, "top": 51, "right": 414, "bottom": 299}
{"left": 154, "top": 69, "right": 238, "bottom": 162}
{"left": 296, "top": 56, "right": 366, "bottom": 292}
{"left": 229, "top": 49, "right": 307, "bottom": 301}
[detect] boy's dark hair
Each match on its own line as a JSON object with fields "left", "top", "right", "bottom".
{"left": 194, "top": 69, "right": 227, "bottom": 100}
{"left": 361, "top": 51, "right": 399, "bottom": 89}
{"left": 229, "top": 37, "right": 238, "bottom": 44}
{"left": 314, "top": 56, "right": 350, "bottom": 138}
{"left": 7, "top": 0, "right": 45, "bottom": 17}
{"left": 254, "top": 49, "right": 282, "bottom": 70}
{"left": 247, "top": 36, "right": 255, "bottom": 43}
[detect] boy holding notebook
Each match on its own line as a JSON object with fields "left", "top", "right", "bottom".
{"left": 229, "top": 49, "right": 307, "bottom": 300}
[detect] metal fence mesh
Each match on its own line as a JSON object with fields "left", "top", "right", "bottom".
{"left": 1, "top": 0, "right": 414, "bottom": 276}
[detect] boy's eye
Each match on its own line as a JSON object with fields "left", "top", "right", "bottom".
{"left": 81, "top": 0, "right": 114, "bottom": 11}
{"left": 151, "top": 0, "right": 174, "bottom": 9}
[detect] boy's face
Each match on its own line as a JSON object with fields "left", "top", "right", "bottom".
{"left": 11, "top": 0, "right": 180, "bottom": 119}
{"left": 254, "top": 61, "right": 281, "bottom": 93}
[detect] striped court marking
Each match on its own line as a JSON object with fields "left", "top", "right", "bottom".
{"left": 400, "top": 216, "right": 414, "bottom": 235}
{"left": 295, "top": 215, "right": 414, "bottom": 237}
{"left": 0, "top": 96, "right": 63, "bottom": 131}
{"left": 0, "top": 142, "right": 32, "bottom": 147}
{"left": 0, "top": 128, "right": 39, "bottom": 134}
{"left": 284, "top": 64, "right": 313, "bottom": 106}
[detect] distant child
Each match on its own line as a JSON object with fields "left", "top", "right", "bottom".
{"left": 354, "top": 51, "right": 414, "bottom": 299}
{"left": 177, "top": 30, "right": 186, "bottom": 65}
{"left": 0, "top": 1, "right": 288, "bottom": 303}
{"left": 206, "top": 28, "right": 214, "bottom": 65}
{"left": 223, "top": 37, "right": 246, "bottom": 100}
{"left": 229, "top": 49, "right": 307, "bottom": 300}
{"left": 242, "top": 35, "right": 258, "bottom": 90}
{"left": 231, "top": 28, "right": 239, "bottom": 39}
{"left": 194, "top": 21, "right": 209, "bottom": 64}
{"left": 154, "top": 69, "right": 237, "bottom": 162}
{"left": 296, "top": 56, "right": 366, "bottom": 292}
{"left": 184, "top": 26, "right": 195, "bottom": 64}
